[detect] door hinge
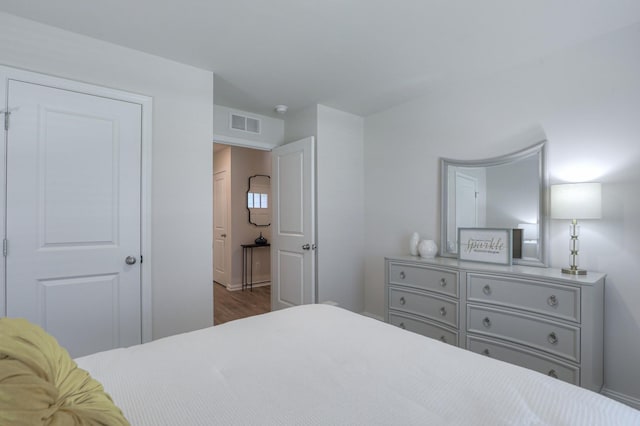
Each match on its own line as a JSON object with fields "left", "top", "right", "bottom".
{"left": 2, "top": 107, "right": 20, "bottom": 131}
{"left": 3, "top": 239, "right": 7, "bottom": 257}
{"left": 140, "top": 254, "right": 143, "bottom": 264}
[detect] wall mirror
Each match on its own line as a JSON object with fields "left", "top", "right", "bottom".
{"left": 247, "top": 174, "right": 271, "bottom": 227}
{"left": 440, "top": 141, "right": 548, "bottom": 267}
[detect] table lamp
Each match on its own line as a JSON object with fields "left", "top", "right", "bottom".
{"left": 550, "top": 182, "right": 601, "bottom": 275}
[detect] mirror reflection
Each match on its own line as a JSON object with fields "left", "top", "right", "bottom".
{"left": 247, "top": 174, "right": 271, "bottom": 227}
{"left": 440, "top": 142, "right": 547, "bottom": 266}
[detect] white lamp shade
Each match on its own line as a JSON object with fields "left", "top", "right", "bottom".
{"left": 551, "top": 183, "right": 602, "bottom": 219}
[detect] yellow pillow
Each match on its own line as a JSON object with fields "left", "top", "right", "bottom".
{"left": 0, "top": 317, "right": 129, "bottom": 425}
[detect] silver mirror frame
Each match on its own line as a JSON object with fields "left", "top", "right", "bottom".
{"left": 440, "top": 141, "right": 548, "bottom": 267}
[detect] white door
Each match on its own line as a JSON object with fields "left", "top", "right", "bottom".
{"left": 5, "top": 80, "right": 142, "bottom": 358}
{"left": 455, "top": 171, "right": 479, "bottom": 241}
{"left": 271, "top": 137, "right": 315, "bottom": 310}
{"left": 213, "top": 170, "right": 229, "bottom": 286}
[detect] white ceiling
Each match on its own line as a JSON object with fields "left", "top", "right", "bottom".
{"left": 1, "top": 0, "right": 639, "bottom": 118}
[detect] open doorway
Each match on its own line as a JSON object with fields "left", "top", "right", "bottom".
{"left": 213, "top": 143, "right": 272, "bottom": 324}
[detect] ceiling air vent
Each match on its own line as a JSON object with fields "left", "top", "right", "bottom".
{"left": 230, "top": 113, "right": 261, "bottom": 134}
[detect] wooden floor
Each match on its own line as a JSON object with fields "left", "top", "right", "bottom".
{"left": 213, "top": 282, "right": 271, "bottom": 325}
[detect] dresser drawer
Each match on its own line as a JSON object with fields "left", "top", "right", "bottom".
{"left": 389, "top": 312, "right": 458, "bottom": 346}
{"left": 467, "top": 273, "right": 580, "bottom": 323}
{"left": 388, "top": 262, "right": 458, "bottom": 297}
{"left": 389, "top": 287, "right": 459, "bottom": 328}
{"left": 467, "top": 336, "right": 579, "bottom": 386}
{"left": 467, "top": 305, "right": 580, "bottom": 362}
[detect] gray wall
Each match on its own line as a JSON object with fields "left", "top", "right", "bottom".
{"left": 363, "top": 23, "right": 640, "bottom": 405}
{"left": 316, "top": 105, "right": 365, "bottom": 312}
{"left": 285, "top": 105, "right": 365, "bottom": 312}
{"left": 0, "top": 12, "right": 215, "bottom": 340}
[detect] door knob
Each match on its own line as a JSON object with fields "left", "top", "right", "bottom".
{"left": 221, "top": 233, "right": 227, "bottom": 238}
{"left": 125, "top": 256, "right": 137, "bottom": 265}
{"left": 302, "top": 244, "right": 311, "bottom": 250}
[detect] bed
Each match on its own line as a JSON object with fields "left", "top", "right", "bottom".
{"left": 3, "top": 304, "right": 640, "bottom": 425}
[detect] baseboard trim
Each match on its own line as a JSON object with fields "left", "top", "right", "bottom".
{"left": 601, "top": 387, "right": 640, "bottom": 410}
{"left": 360, "top": 311, "right": 384, "bottom": 322}
{"left": 226, "top": 281, "right": 270, "bottom": 292}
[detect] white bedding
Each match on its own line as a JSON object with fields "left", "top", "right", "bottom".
{"left": 76, "top": 305, "right": 640, "bottom": 425}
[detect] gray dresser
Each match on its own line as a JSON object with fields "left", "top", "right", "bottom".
{"left": 385, "top": 256, "right": 605, "bottom": 391}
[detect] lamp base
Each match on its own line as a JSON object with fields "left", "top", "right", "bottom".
{"left": 561, "top": 267, "right": 587, "bottom": 275}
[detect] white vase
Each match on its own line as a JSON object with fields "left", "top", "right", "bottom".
{"left": 418, "top": 239, "right": 438, "bottom": 258}
{"left": 409, "top": 232, "right": 420, "bottom": 256}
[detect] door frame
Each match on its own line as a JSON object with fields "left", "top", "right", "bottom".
{"left": 0, "top": 65, "right": 153, "bottom": 344}
{"left": 212, "top": 168, "right": 230, "bottom": 287}
{"left": 212, "top": 137, "right": 273, "bottom": 292}
{"left": 212, "top": 135, "right": 317, "bottom": 307}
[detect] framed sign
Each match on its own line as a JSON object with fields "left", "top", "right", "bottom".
{"left": 458, "top": 228, "right": 512, "bottom": 265}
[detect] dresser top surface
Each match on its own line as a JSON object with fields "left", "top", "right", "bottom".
{"left": 386, "top": 255, "right": 606, "bottom": 285}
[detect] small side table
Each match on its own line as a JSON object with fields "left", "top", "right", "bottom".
{"left": 241, "top": 243, "right": 270, "bottom": 291}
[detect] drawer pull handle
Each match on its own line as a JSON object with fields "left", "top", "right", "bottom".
{"left": 399, "top": 297, "right": 406, "bottom": 305}
{"left": 482, "top": 285, "right": 491, "bottom": 295}
{"left": 439, "top": 307, "right": 447, "bottom": 316}
{"left": 400, "top": 271, "right": 406, "bottom": 280}
{"left": 547, "top": 295, "right": 558, "bottom": 307}
{"left": 440, "top": 278, "right": 447, "bottom": 287}
{"left": 548, "top": 369, "right": 558, "bottom": 379}
{"left": 547, "top": 332, "right": 558, "bottom": 345}
{"left": 482, "top": 349, "right": 490, "bottom": 356}
{"left": 439, "top": 335, "right": 447, "bottom": 343}
{"left": 399, "top": 322, "right": 406, "bottom": 329}
{"left": 482, "top": 317, "right": 492, "bottom": 328}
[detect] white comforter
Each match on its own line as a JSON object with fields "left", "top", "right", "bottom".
{"left": 76, "top": 305, "right": 640, "bottom": 425}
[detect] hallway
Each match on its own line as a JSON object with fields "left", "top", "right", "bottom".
{"left": 213, "top": 282, "right": 271, "bottom": 325}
